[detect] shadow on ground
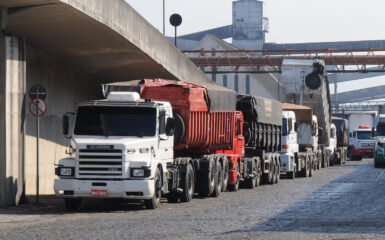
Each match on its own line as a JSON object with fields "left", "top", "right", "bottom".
{"left": 221, "top": 160, "right": 385, "bottom": 235}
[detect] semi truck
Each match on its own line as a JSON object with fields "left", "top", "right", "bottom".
{"left": 281, "top": 59, "right": 331, "bottom": 170}
{"left": 348, "top": 125, "right": 375, "bottom": 160}
{"left": 54, "top": 79, "right": 281, "bottom": 210}
{"left": 331, "top": 116, "right": 348, "bottom": 165}
{"left": 280, "top": 103, "right": 320, "bottom": 179}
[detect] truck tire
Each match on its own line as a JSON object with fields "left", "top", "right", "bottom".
{"left": 318, "top": 152, "right": 322, "bottom": 169}
{"left": 246, "top": 159, "right": 257, "bottom": 189}
{"left": 275, "top": 156, "right": 280, "bottom": 184}
{"left": 228, "top": 162, "right": 240, "bottom": 192}
{"left": 255, "top": 158, "right": 261, "bottom": 187}
{"left": 212, "top": 162, "right": 222, "bottom": 197}
{"left": 65, "top": 198, "right": 82, "bottom": 210}
{"left": 222, "top": 157, "right": 229, "bottom": 192}
{"left": 167, "top": 192, "right": 179, "bottom": 203}
{"left": 301, "top": 156, "right": 310, "bottom": 178}
{"left": 357, "top": 155, "right": 363, "bottom": 161}
{"left": 145, "top": 168, "right": 162, "bottom": 209}
{"left": 199, "top": 157, "right": 216, "bottom": 196}
{"left": 309, "top": 155, "right": 314, "bottom": 177}
{"left": 271, "top": 158, "right": 277, "bottom": 184}
{"left": 181, "top": 163, "right": 195, "bottom": 202}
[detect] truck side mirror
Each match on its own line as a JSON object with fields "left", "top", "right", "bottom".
{"left": 372, "top": 127, "right": 375, "bottom": 137}
{"left": 294, "top": 122, "right": 298, "bottom": 132}
{"left": 62, "top": 112, "right": 74, "bottom": 139}
{"left": 166, "top": 118, "right": 175, "bottom": 136}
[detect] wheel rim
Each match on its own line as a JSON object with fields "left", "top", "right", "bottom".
{"left": 188, "top": 169, "right": 193, "bottom": 196}
{"left": 155, "top": 174, "right": 161, "bottom": 201}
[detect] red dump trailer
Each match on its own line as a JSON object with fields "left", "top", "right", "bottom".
{"left": 140, "top": 79, "right": 245, "bottom": 195}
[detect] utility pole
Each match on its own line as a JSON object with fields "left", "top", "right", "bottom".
{"left": 163, "top": 0, "right": 165, "bottom": 35}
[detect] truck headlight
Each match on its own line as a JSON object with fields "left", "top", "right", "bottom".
{"left": 131, "top": 168, "right": 151, "bottom": 178}
{"left": 139, "top": 148, "right": 149, "bottom": 153}
{"left": 132, "top": 169, "right": 144, "bottom": 177}
{"left": 56, "top": 167, "right": 75, "bottom": 177}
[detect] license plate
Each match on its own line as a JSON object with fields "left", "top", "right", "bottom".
{"left": 91, "top": 189, "right": 107, "bottom": 196}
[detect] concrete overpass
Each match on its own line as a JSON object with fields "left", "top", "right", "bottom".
{"left": 0, "top": 0, "right": 216, "bottom": 206}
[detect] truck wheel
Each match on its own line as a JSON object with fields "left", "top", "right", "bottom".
{"left": 199, "top": 157, "right": 216, "bottom": 196}
{"left": 301, "top": 156, "right": 310, "bottom": 178}
{"left": 246, "top": 160, "right": 257, "bottom": 189}
{"left": 309, "top": 156, "right": 314, "bottom": 177}
{"left": 145, "top": 168, "right": 162, "bottom": 209}
{"left": 181, "top": 163, "right": 195, "bottom": 202}
{"left": 212, "top": 162, "right": 222, "bottom": 197}
{"left": 228, "top": 162, "right": 240, "bottom": 192}
{"left": 270, "top": 159, "right": 276, "bottom": 184}
{"left": 255, "top": 159, "right": 261, "bottom": 187}
{"left": 222, "top": 158, "right": 229, "bottom": 192}
{"left": 275, "top": 157, "right": 280, "bottom": 184}
{"left": 65, "top": 198, "right": 82, "bottom": 210}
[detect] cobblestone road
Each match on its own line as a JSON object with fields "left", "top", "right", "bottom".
{"left": 1, "top": 159, "right": 385, "bottom": 240}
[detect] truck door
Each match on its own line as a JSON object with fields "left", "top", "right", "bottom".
{"left": 158, "top": 109, "right": 173, "bottom": 161}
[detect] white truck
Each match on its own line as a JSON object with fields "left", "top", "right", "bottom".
{"left": 280, "top": 59, "right": 331, "bottom": 170}
{"left": 55, "top": 92, "right": 177, "bottom": 209}
{"left": 348, "top": 125, "right": 375, "bottom": 160}
{"left": 326, "top": 123, "right": 338, "bottom": 165}
{"left": 280, "top": 103, "right": 322, "bottom": 178}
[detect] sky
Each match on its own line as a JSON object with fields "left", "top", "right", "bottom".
{"left": 125, "top": 0, "right": 385, "bottom": 43}
{"left": 125, "top": 0, "right": 385, "bottom": 98}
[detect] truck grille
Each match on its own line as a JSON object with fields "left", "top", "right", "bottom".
{"left": 77, "top": 149, "right": 122, "bottom": 177}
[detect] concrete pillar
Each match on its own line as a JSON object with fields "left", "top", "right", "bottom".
{"left": 0, "top": 34, "right": 26, "bottom": 207}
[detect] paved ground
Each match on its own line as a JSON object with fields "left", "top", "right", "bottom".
{"left": 1, "top": 158, "right": 384, "bottom": 240}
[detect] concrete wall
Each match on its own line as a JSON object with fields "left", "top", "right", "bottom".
{"left": 0, "top": 35, "right": 26, "bottom": 206}
{"left": 23, "top": 44, "right": 99, "bottom": 196}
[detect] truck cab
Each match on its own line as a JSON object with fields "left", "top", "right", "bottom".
{"left": 327, "top": 123, "right": 337, "bottom": 163}
{"left": 54, "top": 92, "right": 175, "bottom": 209}
{"left": 348, "top": 125, "right": 375, "bottom": 160}
{"left": 281, "top": 111, "right": 298, "bottom": 178}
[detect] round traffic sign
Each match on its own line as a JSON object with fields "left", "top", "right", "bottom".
{"left": 29, "top": 84, "right": 47, "bottom": 100}
{"left": 170, "top": 14, "right": 182, "bottom": 27}
{"left": 29, "top": 98, "right": 47, "bottom": 117}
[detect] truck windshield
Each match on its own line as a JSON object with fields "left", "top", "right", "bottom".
{"left": 74, "top": 106, "right": 156, "bottom": 137}
{"left": 282, "top": 118, "right": 288, "bottom": 136}
{"left": 357, "top": 131, "right": 372, "bottom": 140}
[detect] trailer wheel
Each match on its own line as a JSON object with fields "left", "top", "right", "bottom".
{"left": 65, "top": 198, "right": 82, "bottom": 210}
{"left": 270, "top": 158, "right": 276, "bottom": 184}
{"left": 222, "top": 157, "right": 229, "bottom": 192}
{"left": 145, "top": 168, "right": 162, "bottom": 209}
{"left": 199, "top": 157, "right": 216, "bottom": 196}
{"left": 274, "top": 156, "right": 280, "bottom": 184}
{"left": 212, "top": 162, "right": 222, "bottom": 197}
{"left": 181, "top": 163, "right": 195, "bottom": 202}
{"left": 301, "top": 156, "right": 310, "bottom": 178}
{"left": 317, "top": 152, "right": 322, "bottom": 169}
{"left": 228, "top": 162, "right": 240, "bottom": 192}
{"left": 309, "top": 155, "right": 314, "bottom": 177}
{"left": 246, "top": 159, "right": 257, "bottom": 189}
{"left": 255, "top": 158, "right": 261, "bottom": 187}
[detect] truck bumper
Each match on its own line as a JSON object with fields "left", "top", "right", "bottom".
{"left": 374, "top": 149, "right": 385, "bottom": 163}
{"left": 354, "top": 148, "right": 374, "bottom": 157}
{"left": 280, "top": 153, "right": 294, "bottom": 172}
{"left": 54, "top": 178, "right": 154, "bottom": 200}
